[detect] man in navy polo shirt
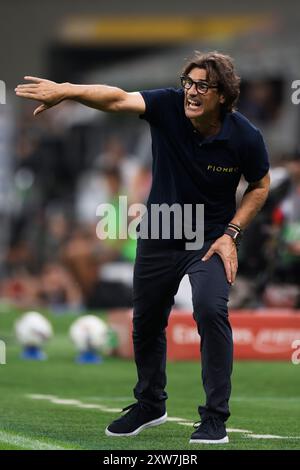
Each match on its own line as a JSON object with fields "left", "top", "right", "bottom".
{"left": 16, "top": 51, "right": 270, "bottom": 444}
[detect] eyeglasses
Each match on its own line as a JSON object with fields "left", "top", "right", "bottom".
{"left": 180, "top": 75, "right": 218, "bottom": 95}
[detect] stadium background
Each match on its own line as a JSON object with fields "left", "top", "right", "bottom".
{"left": 0, "top": 0, "right": 300, "bottom": 450}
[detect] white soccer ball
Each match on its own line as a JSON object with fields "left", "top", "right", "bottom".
{"left": 69, "top": 315, "right": 109, "bottom": 352}
{"left": 15, "top": 311, "right": 53, "bottom": 347}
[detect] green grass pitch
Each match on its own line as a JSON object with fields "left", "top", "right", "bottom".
{"left": 0, "top": 307, "right": 299, "bottom": 450}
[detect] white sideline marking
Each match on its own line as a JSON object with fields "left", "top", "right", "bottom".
{"left": 232, "top": 396, "right": 300, "bottom": 403}
{"left": 27, "top": 394, "right": 300, "bottom": 441}
{"left": 178, "top": 422, "right": 253, "bottom": 433}
{"left": 28, "top": 394, "right": 121, "bottom": 413}
{"left": 0, "top": 430, "right": 67, "bottom": 450}
{"left": 167, "top": 417, "right": 188, "bottom": 422}
{"left": 52, "top": 399, "right": 80, "bottom": 405}
{"left": 247, "top": 434, "right": 300, "bottom": 440}
{"left": 227, "top": 428, "right": 253, "bottom": 433}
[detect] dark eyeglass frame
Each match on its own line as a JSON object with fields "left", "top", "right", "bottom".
{"left": 180, "top": 75, "right": 219, "bottom": 95}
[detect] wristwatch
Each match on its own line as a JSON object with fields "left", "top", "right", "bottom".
{"left": 224, "top": 224, "right": 243, "bottom": 247}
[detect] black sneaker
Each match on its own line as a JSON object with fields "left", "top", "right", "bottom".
{"left": 189, "top": 416, "right": 229, "bottom": 444}
{"left": 105, "top": 403, "right": 167, "bottom": 437}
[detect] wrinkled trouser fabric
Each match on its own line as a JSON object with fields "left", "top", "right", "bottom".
{"left": 132, "top": 239, "right": 233, "bottom": 422}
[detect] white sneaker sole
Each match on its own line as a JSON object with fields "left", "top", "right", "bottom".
{"left": 189, "top": 436, "right": 229, "bottom": 444}
{"left": 105, "top": 412, "right": 168, "bottom": 437}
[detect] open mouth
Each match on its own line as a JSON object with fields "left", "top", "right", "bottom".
{"left": 186, "top": 98, "right": 202, "bottom": 110}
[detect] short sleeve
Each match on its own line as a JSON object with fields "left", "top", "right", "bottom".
{"left": 241, "top": 130, "right": 270, "bottom": 183}
{"left": 139, "top": 88, "right": 181, "bottom": 127}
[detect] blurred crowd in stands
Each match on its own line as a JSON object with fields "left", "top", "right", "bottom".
{"left": 0, "top": 79, "right": 300, "bottom": 312}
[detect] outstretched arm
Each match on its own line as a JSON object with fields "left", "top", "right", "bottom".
{"left": 15, "top": 77, "right": 145, "bottom": 116}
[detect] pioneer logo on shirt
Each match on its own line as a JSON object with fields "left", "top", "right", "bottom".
{"left": 207, "top": 165, "right": 239, "bottom": 173}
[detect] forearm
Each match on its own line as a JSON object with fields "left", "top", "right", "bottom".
{"left": 231, "top": 184, "right": 269, "bottom": 230}
{"left": 63, "top": 83, "right": 127, "bottom": 112}
{"left": 16, "top": 76, "right": 144, "bottom": 115}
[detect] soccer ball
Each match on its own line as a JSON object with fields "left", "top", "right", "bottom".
{"left": 15, "top": 311, "right": 53, "bottom": 347}
{"left": 69, "top": 315, "right": 110, "bottom": 363}
{"left": 15, "top": 311, "right": 53, "bottom": 360}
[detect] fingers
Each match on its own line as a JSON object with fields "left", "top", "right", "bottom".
{"left": 229, "top": 255, "right": 238, "bottom": 284}
{"left": 15, "top": 77, "right": 46, "bottom": 92}
{"left": 15, "top": 86, "right": 44, "bottom": 102}
{"left": 230, "top": 261, "right": 236, "bottom": 285}
{"left": 15, "top": 84, "right": 39, "bottom": 89}
{"left": 230, "top": 262, "right": 235, "bottom": 284}
{"left": 224, "top": 258, "right": 232, "bottom": 284}
{"left": 15, "top": 89, "right": 40, "bottom": 98}
{"left": 201, "top": 247, "right": 214, "bottom": 261}
{"left": 234, "top": 258, "right": 238, "bottom": 280}
{"left": 34, "top": 104, "right": 49, "bottom": 116}
{"left": 15, "top": 91, "right": 38, "bottom": 99}
{"left": 221, "top": 256, "right": 237, "bottom": 285}
{"left": 203, "top": 249, "right": 237, "bottom": 285}
{"left": 24, "top": 76, "right": 45, "bottom": 83}
{"left": 202, "top": 237, "right": 238, "bottom": 285}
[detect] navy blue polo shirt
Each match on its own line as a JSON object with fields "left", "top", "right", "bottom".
{"left": 139, "top": 87, "right": 270, "bottom": 242}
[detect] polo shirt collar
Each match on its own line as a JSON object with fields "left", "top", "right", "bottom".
{"left": 187, "top": 112, "right": 232, "bottom": 143}
{"left": 214, "top": 112, "right": 232, "bottom": 141}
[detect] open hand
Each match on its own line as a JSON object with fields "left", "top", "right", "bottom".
{"left": 15, "top": 76, "right": 67, "bottom": 116}
{"left": 202, "top": 234, "right": 238, "bottom": 285}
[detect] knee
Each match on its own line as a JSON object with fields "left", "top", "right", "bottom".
{"left": 193, "top": 295, "right": 227, "bottom": 326}
{"left": 133, "top": 309, "right": 169, "bottom": 338}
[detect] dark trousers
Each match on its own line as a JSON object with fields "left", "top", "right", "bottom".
{"left": 132, "top": 239, "right": 233, "bottom": 422}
